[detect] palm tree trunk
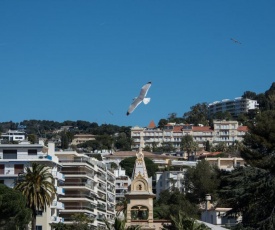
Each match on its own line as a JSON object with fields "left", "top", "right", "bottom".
{"left": 32, "top": 210, "right": 37, "bottom": 230}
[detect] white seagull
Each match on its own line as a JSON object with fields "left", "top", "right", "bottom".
{"left": 126, "top": 82, "right": 152, "bottom": 116}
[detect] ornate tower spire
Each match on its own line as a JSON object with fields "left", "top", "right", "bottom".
{"left": 125, "top": 148, "right": 155, "bottom": 229}
{"left": 131, "top": 147, "right": 148, "bottom": 181}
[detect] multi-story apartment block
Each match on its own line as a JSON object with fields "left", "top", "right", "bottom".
{"left": 131, "top": 120, "right": 248, "bottom": 151}
{"left": 0, "top": 129, "right": 26, "bottom": 142}
{"left": 50, "top": 142, "right": 116, "bottom": 229}
{"left": 155, "top": 170, "right": 186, "bottom": 199}
{"left": 205, "top": 157, "right": 245, "bottom": 171}
{"left": 208, "top": 97, "right": 259, "bottom": 118}
{"left": 114, "top": 166, "right": 131, "bottom": 203}
{"left": 71, "top": 134, "right": 96, "bottom": 146}
{"left": 0, "top": 140, "right": 65, "bottom": 229}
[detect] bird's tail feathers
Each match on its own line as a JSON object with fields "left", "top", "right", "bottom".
{"left": 143, "top": 98, "right": 151, "bottom": 104}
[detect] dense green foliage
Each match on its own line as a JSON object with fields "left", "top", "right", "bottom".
{"left": 162, "top": 211, "right": 211, "bottom": 230}
{"left": 0, "top": 184, "right": 31, "bottom": 229}
{"left": 184, "top": 160, "right": 220, "bottom": 203}
{"left": 51, "top": 213, "right": 94, "bottom": 230}
{"left": 218, "top": 110, "right": 275, "bottom": 229}
{"left": 180, "top": 134, "right": 198, "bottom": 160}
{"left": 154, "top": 189, "right": 199, "bottom": 220}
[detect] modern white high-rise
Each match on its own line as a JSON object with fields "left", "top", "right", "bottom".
{"left": 50, "top": 143, "right": 116, "bottom": 229}
{"left": 208, "top": 97, "right": 259, "bottom": 118}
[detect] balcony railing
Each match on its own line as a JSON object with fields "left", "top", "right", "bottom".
{"left": 64, "top": 205, "right": 95, "bottom": 212}
{"left": 61, "top": 171, "right": 94, "bottom": 178}
{"left": 98, "top": 186, "right": 107, "bottom": 193}
{"left": 59, "top": 159, "right": 94, "bottom": 168}
{"left": 61, "top": 193, "right": 96, "bottom": 200}
{"left": 51, "top": 216, "right": 64, "bottom": 223}
{"left": 55, "top": 187, "right": 65, "bottom": 195}
{"left": 62, "top": 182, "right": 94, "bottom": 190}
{"left": 51, "top": 201, "right": 65, "bottom": 209}
{"left": 52, "top": 171, "right": 65, "bottom": 181}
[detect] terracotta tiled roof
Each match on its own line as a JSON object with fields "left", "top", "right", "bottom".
{"left": 173, "top": 126, "right": 183, "bottom": 132}
{"left": 105, "top": 151, "right": 179, "bottom": 160}
{"left": 192, "top": 126, "right": 213, "bottom": 132}
{"left": 147, "top": 120, "right": 156, "bottom": 128}
{"left": 237, "top": 126, "right": 248, "bottom": 131}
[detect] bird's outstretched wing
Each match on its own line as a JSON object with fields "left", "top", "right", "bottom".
{"left": 126, "top": 82, "right": 152, "bottom": 116}
{"left": 139, "top": 82, "right": 151, "bottom": 99}
{"left": 126, "top": 97, "right": 143, "bottom": 115}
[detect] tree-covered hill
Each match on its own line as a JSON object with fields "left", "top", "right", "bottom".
{"left": 1, "top": 81, "right": 275, "bottom": 145}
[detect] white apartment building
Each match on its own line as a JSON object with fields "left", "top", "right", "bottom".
{"left": 0, "top": 140, "right": 65, "bottom": 229}
{"left": 0, "top": 129, "right": 26, "bottom": 142}
{"left": 131, "top": 120, "right": 248, "bottom": 151}
{"left": 208, "top": 97, "right": 259, "bottom": 118}
{"left": 155, "top": 170, "right": 186, "bottom": 199}
{"left": 51, "top": 143, "right": 116, "bottom": 229}
{"left": 71, "top": 133, "right": 96, "bottom": 146}
{"left": 114, "top": 166, "right": 131, "bottom": 203}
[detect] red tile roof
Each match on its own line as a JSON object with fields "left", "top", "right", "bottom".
{"left": 147, "top": 120, "right": 156, "bottom": 128}
{"left": 173, "top": 126, "right": 183, "bottom": 132}
{"left": 237, "top": 126, "right": 248, "bottom": 131}
{"left": 192, "top": 126, "right": 213, "bottom": 132}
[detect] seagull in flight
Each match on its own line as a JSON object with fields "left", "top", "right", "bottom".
{"left": 126, "top": 82, "right": 152, "bottom": 116}
{"left": 231, "top": 38, "right": 242, "bottom": 44}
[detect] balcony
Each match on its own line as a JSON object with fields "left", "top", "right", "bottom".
{"left": 97, "top": 174, "right": 106, "bottom": 181}
{"left": 62, "top": 182, "right": 94, "bottom": 190}
{"left": 59, "top": 159, "right": 94, "bottom": 168}
{"left": 98, "top": 185, "right": 107, "bottom": 192}
{"left": 51, "top": 216, "right": 64, "bottom": 223}
{"left": 63, "top": 205, "right": 95, "bottom": 212}
{"left": 62, "top": 170, "right": 94, "bottom": 178}
{"left": 51, "top": 200, "right": 65, "bottom": 209}
{"left": 97, "top": 204, "right": 106, "bottom": 212}
{"left": 55, "top": 186, "right": 65, "bottom": 195}
{"left": 52, "top": 171, "right": 65, "bottom": 181}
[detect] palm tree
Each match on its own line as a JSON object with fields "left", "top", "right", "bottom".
{"left": 163, "top": 211, "right": 210, "bottom": 230}
{"left": 14, "top": 162, "right": 56, "bottom": 230}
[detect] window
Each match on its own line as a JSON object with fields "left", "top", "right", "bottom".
{"left": 36, "top": 226, "right": 42, "bottom": 230}
{"left": 28, "top": 149, "right": 37, "bottom": 155}
{"left": 0, "top": 165, "right": 4, "bottom": 174}
{"left": 3, "top": 150, "right": 17, "bottom": 159}
{"left": 14, "top": 164, "right": 24, "bottom": 174}
{"left": 36, "top": 211, "right": 43, "bottom": 216}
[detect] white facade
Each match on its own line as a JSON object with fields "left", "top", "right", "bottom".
{"left": 0, "top": 141, "right": 65, "bottom": 229}
{"left": 208, "top": 97, "right": 259, "bottom": 117}
{"left": 131, "top": 120, "right": 248, "bottom": 151}
{"left": 114, "top": 166, "right": 131, "bottom": 203}
{"left": 155, "top": 170, "right": 186, "bottom": 199}
{"left": 52, "top": 143, "right": 116, "bottom": 229}
{"left": 1, "top": 129, "right": 26, "bottom": 142}
{"left": 201, "top": 208, "right": 240, "bottom": 228}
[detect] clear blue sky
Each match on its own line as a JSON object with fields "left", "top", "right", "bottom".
{"left": 1, "top": 1, "right": 275, "bottom": 128}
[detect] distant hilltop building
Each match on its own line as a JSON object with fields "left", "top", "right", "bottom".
{"left": 0, "top": 130, "right": 26, "bottom": 142}
{"left": 208, "top": 97, "right": 259, "bottom": 118}
{"left": 131, "top": 120, "right": 248, "bottom": 151}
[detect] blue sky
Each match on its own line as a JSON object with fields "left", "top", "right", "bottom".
{"left": 1, "top": 1, "right": 275, "bottom": 128}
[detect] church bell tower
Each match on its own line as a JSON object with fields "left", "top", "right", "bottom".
{"left": 125, "top": 148, "right": 156, "bottom": 229}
